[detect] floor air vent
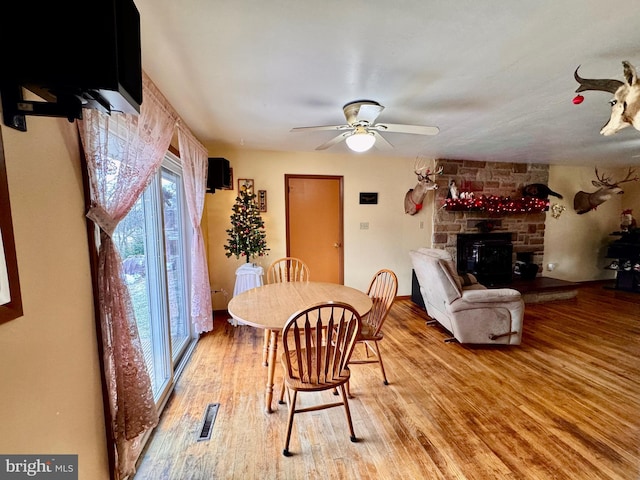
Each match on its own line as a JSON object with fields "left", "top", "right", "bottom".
{"left": 197, "top": 403, "right": 220, "bottom": 442}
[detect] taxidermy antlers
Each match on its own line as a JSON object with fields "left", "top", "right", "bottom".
{"left": 404, "top": 160, "right": 443, "bottom": 215}
{"left": 574, "top": 61, "right": 640, "bottom": 135}
{"left": 573, "top": 167, "right": 638, "bottom": 214}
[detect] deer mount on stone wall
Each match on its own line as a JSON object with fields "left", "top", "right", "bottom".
{"left": 404, "top": 159, "right": 443, "bottom": 215}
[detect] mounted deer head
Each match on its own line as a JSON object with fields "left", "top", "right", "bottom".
{"left": 574, "top": 61, "right": 640, "bottom": 135}
{"left": 404, "top": 160, "right": 443, "bottom": 215}
{"left": 573, "top": 167, "right": 638, "bottom": 214}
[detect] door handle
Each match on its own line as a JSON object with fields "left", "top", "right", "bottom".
{"left": 333, "top": 243, "right": 342, "bottom": 248}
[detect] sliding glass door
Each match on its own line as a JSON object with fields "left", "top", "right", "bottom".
{"left": 161, "top": 167, "right": 191, "bottom": 364}
{"left": 113, "top": 153, "right": 193, "bottom": 404}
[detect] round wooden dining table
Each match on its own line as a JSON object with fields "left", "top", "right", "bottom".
{"left": 227, "top": 281, "right": 373, "bottom": 413}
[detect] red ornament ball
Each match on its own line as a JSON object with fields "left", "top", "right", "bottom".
{"left": 572, "top": 95, "right": 584, "bottom": 105}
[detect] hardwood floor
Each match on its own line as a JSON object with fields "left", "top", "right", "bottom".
{"left": 134, "top": 283, "right": 639, "bottom": 480}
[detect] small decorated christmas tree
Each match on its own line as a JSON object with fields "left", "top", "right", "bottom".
{"left": 224, "top": 186, "right": 269, "bottom": 263}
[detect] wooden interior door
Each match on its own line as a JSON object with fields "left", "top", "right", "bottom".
{"left": 286, "top": 175, "right": 343, "bottom": 284}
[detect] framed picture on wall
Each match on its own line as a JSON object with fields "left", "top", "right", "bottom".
{"left": 238, "top": 178, "right": 254, "bottom": 195}
{"left": 0, "top": 229, "right": 10, "bottom": 305}
{"left": 359, "top": 192, "right": 378, "bottom": 204}
{"left": 258, "top": 190, "right": 267, "bottom": 212}
{"left": 0, "top": 138, "right": 23, "bottom": 323}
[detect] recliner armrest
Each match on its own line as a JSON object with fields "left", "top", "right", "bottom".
{"left": 460, "top": 288, "right": 521, "bottom": 302}
{"left": 448, "top": 288, "right": 522, "bottom": 313}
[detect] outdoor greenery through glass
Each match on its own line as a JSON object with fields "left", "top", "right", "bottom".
{"left": 112, "top": 161, "right": 191, "bottom": 402}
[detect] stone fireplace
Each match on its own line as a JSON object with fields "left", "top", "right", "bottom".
{"left": 431, "top": 159, "right": 550, "bottom": 280}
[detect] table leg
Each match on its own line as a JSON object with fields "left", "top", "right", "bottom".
{"left": 265, "top": 330, "right": 279, "bottom": 413}
{"left": 262, "top": 329, "right": 270, "bottom": 366}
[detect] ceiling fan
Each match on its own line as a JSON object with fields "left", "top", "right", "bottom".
{"left": 290, "top": 100, "right": 439, "bottom": 152}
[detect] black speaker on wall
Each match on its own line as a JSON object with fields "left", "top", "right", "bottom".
{"left": 206, "top": 157, "right": 231, "bottom": 192}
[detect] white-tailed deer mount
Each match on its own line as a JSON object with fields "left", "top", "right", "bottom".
{"left": 574, "top": 61, "right": 640, "bottom": 136}
{"left": 404, "top": 160, "right": 443, "bottom": 215}
{"left": 573, "top": 167, "right": 638, "bottom": 214}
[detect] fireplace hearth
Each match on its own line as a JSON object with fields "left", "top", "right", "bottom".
{"left": 457, "top": 233, "right": 513, "bottom": 286}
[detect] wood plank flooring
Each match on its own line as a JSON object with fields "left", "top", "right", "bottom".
{"left": 133, "top": 283, "right": 639, "bottom": 480}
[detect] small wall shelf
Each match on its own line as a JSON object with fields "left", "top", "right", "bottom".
{"left": 444, "top": 196, "right": 549, "bottom": 214}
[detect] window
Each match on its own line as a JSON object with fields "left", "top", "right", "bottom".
{"left": 113, "top": 152, "right": 194, "bottom": 404}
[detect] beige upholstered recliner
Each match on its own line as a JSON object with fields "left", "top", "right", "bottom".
{"left": 409, "top": 248, "right": 524, "bottom": 345}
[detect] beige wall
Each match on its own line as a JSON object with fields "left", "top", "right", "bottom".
{"left": 543, "top": 165, "right": 638, "bottom": 282}
{"left": 204, "top": 146, "right": 437, "bottom": 309}
{"left": 0, "top": 119, "right": 108, "bottom": 478}
{"left": 621, "top": 168, "right": 640, "bottom": 213}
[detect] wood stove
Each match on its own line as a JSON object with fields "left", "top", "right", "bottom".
{"left": 457, "top": 233, "right": 513, "bottom": 286}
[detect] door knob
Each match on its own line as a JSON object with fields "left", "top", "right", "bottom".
{"left": 333, "top": 243, "right": 342, "bottom": 248}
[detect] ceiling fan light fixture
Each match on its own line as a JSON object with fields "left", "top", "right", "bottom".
{"left": 345, "top": 129, "right": 375, "bottom": 152}
{"left": 291, "top": 100, "right": 439, "bottom": 151}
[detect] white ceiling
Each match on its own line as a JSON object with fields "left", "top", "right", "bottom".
{"left": 135, "top": 0, "right": 640, "bottom": 167}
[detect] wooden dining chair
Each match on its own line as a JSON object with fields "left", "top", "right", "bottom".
{"left": 263, "top": 257, "right": 310, "bottom": 368}
{"left": 280, "top": 302, "right": 362, "bottom": 456}
{"left": 266, "top": 257, "right": 310, "bottom": 284}
{"left": 346, "top": 269, "right": 398, "bottom": 397}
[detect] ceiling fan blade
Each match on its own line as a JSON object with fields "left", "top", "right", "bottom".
{"left": 316, "top": 132, "right": 351, "bottom": 150}
{"left": 291, "top": 124, "right": 350, "bottom": 132}
{"left": 371, "top": 131, "right": 393, "bottom": 151}
{"left": 373, "top": 123, "right": 440, "bottom": 135}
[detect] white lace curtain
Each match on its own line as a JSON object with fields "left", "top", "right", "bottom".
{"left": 178, "top": 124, "right": 213, "bottom": 333}
{"left": 78, "top": 72, "right": 211, "bottom": 479}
